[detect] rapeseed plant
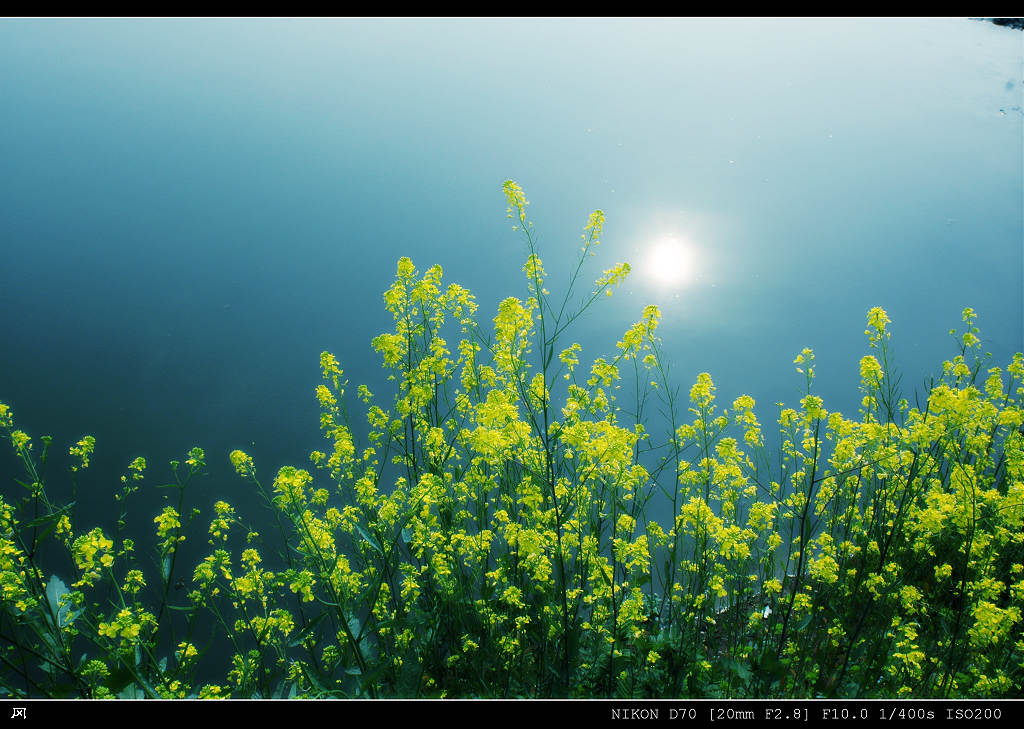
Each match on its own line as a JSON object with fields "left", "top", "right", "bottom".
{"left": 0, "top": 183, "right": 1021, "bottom": 698}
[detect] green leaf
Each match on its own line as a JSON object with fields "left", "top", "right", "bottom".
{"left": 347, "top": 616, "right": 361, "bottom": 639}
{"left": 118, "top": 683, "right": 143, "bottom": 699}
{"left": 358, "top": 661, "right": 389, "bottom": 697}
{"left": 48, "top": 683, "right": 79, "bottom": 698}
{"left": 756, "top": 649, "right": 787, "bottom": 687}
{"left": 725, "top": 657, "right": 753, "bottom": 683}
{"left": 106, "top": 665, "right": 133, "bottom": 694}
{"left": 354, "top": 524, "right": 383, "bottom": 555}
{"left": 40, "top": 572, "right": 83, "bottom": 630}
{"left": 301, "top": 663, "right": 328, "bottom": 694}
{"left": 23, "top": 506, "right": 73, "bottom": 532}
{"left": 288, "top": 612, "right": 327, "bottom": 648}
{"left": 45, "top": 575, "right": 68, "bottom": 624}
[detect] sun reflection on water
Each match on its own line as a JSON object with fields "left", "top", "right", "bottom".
{"left": 642, "top": 235, "right": 696, "bottom": 288}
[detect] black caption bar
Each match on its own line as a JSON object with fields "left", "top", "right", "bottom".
{"left": 1, "top": 699, "right": 1021, "bottom": 723}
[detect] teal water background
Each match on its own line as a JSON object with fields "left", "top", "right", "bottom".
{"left": 1, "top": 18, "right": 1021, "bottom": 545}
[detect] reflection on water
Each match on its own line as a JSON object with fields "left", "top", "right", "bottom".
{"left": 641, "top": 235, "right": 698, "bottom": 288}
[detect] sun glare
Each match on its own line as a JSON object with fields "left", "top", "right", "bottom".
{"left": 643, "top": 236, "right": 695, "bottom": 287}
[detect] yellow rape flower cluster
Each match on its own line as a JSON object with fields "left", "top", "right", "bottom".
{"left": 229, "top": 449, "right": 254, "bottom": 478}
{"left": 0, "top": 497, "right": 35, "bottom": 614}
{"left": 68, "top": 435, "right": 96, "bottom": 472}
{"left": 154, "top": 506, "right": 183, "bottom": 552}
{"left": 97, "top": 606, "right": 156, "bottom": 647}
{"left": 71, "top": 528, "right": 114, "bottom": 588}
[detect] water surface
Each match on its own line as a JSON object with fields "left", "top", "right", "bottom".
{"left": 1, "top": 18, "right": 1020, "bottom": 532}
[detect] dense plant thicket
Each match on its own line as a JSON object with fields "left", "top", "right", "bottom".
{"left": 1, "top": 182, "right": 1022, "bottom": 698}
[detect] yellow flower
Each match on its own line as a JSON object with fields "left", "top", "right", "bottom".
{"left": 69, "top": 435, "right": 96, "bottom": 472}
{"left": 128, "top": 456, "right": 146, "bottom": 480}
{"left": 860, "top": 355, "right": 883, "bottom": 385}
{"left": 595, "top": 262, "right": 631, "bottom": 292}
{"left": 320, "top": 351, "right": 343, "bottom": 379}
{"left": 154, "top": 507, "right": 181, "bottom": 540}
{"left": 501, "top": 585, "right": 524, "bottom": 609}
{"left": 866, "top": 306, "right": 890, "bottom": 335}
{"left": 198, "top": 684, "right": 227, "bottom": 699}
{"left": 185, "top": 447, "right": 205, "bottom": 469}
{"left": 969, "top": 601, "right": 1021, "bottom": 648}
{"left": 10, "top": 430, "right": 30, "bottom": 452}
{"left": 229, "top": 450, "right": 254, "bottom": 478}
{"left": 689, "top": 373, "right": 715, "bottom": 409}
{"left": 71, "top": 528, "right": 114, "bottom": 587}
{"left": 289, "top": 570, "right": 315, "bottom": 602}
{"left": 122, "top": 569, "right": 145, "bottom": 597}
{"left": 503, "top": 180, "right": 529, "bottom": 222}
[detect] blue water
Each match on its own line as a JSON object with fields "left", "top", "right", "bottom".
{"left": 1, "top": 18, "right": 1021, "bottom": 537}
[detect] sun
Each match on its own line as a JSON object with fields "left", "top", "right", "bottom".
{"left": 643, "top": 236, "right": 695, "bottom": 287}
